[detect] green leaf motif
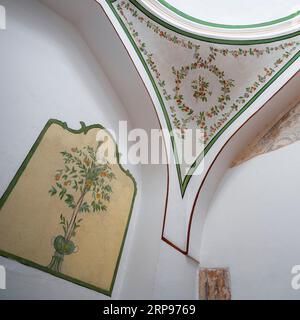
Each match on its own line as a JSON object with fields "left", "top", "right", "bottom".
{"left": 49, "top": 186, "right": 57, "bottom": 196}
{"left": 79, "top": 202, "right": 90, "bottom": 213}
{"left": 49, "top": 145, "right": 116, "bottom": 250}
{"left": 65, "top": 194, "right": 76, "bottom": 209}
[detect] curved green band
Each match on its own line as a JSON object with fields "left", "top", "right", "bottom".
{"left": 108, "top": 0, "right": 300, "bottom": 196}
{"left": 157, "top": 0, "right": 300, "bottom": 29}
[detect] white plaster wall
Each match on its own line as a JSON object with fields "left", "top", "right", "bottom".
{"left": 0, "top": 0, "right": 167, "bottom": 300}
{"left": 200, "top": 140, "right": 300, "bottom": 300}
{"left": 153, "top": 241, "right": 198, "bottom": 300}
{"left": 8, "top": 0, "right": 300, "bottom": 301}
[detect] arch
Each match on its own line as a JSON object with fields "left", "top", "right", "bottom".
{"left": 0, "top": 0, "right": 168, "bottom": 298}
{"left": 138, "top": 0, "right": 300, "bottom": 39}
{"left": 189, "top": 70, "right": 300, "bottom": 259}
{"left": 101, "top": 0, "right": 300, "bottom": 260}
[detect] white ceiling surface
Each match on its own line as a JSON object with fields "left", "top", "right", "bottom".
{"left": 0, "top": 0, "right": 166, "bottom": 300}
{"left": 139, "top": 0, "right": 300, "bottom": 39}
{"left": 158, "top": 0, "right": 300, "bottom": 25}
{"left": 40, "top": 0, "right": 159, "bottom": 132}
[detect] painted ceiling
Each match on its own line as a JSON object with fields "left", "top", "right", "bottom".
{"left": 110, "top": 0, "right": 300, "bottom": 192}
{"left": 104, "top": 0, "right": 300, "bottom": 259}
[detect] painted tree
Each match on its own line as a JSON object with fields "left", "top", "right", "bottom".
{"left": 47, "top": 145, "right": 116, "bottom": 273}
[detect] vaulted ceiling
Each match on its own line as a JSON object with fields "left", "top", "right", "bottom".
{"left": 103, "top": 0, "right": 300, "bottom": 259}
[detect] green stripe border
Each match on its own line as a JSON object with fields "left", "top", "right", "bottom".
{"left": 113, "top": 0, "right": 300, "bottom": 44}
{"left": 0, "top": 119, "right": 137, "bottom": 297}
{"left": 108, "top": 0, "right": 300, "bottom": 196}
{"left": 157, "top": 0, "right": 300, "bottom": 29}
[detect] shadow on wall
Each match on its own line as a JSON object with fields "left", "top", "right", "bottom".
{"left": 0, "top": 0, "right": 168, "bottom": 300}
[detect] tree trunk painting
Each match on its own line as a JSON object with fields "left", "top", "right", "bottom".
{"left": 47, "top": 146, "right": 116, "bottom": 273}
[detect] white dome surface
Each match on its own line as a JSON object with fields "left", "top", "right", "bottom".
{"left": 153, "top": 0, "right": 300, "bottom": 27}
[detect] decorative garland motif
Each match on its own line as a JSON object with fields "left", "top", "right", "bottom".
{"left": 114, "top": 0, "right": 300, "bottom": 178}
{"left": 191, "top": 76, "right": 212, "bottom": 103}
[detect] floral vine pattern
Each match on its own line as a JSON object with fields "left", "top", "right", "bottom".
{"left": 191, "top": 76, "right": 212, "bottom": 103}
{"left": 114, "top": 0, "right": 300, "bottom": 160}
